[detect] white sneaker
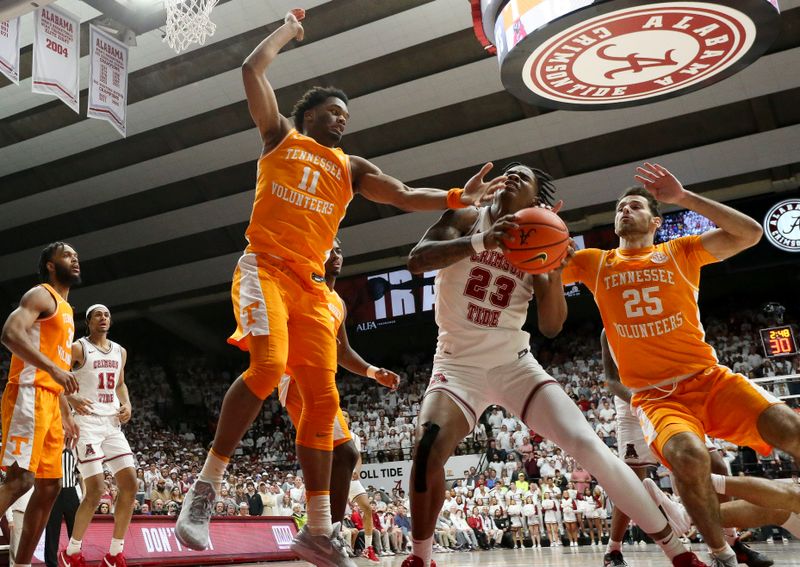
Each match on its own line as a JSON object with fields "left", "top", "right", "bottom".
{"left": 643, "top": 478, "right": 692, "bottom": 536}
{"left": 175, "top": 480, "right": 215, "bottom": 550}
{"left": 291, "top": 523, "right": 356, "bottom": 567}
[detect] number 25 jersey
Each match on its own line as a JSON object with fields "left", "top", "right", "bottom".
{"left": 245, "top": 129, "right": 352, "bottom": 284}
{"left": 562, "top": 236, "right": 719, "bottom": 390}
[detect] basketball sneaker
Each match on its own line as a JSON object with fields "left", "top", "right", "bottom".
{"left": 400, "top": 556, "right": 437, "bottom": 567}
{"left": 603, "top": 550, "right": 628, "bottom": 566}
{"left": 732, "top": 539, "right": 773, "bottom": 567}
{"left": 101, "top": 553, "right": 128, "bottom": 566}
{"left": 643, "top": 478, "right": 692, "bottom": 536}
{"left": 672, "top": 551, "right": 709, "bottom": 567}
{"left": 709, "top": 554, "right": 738, "bottom": 567}
{"left": 291, "top": 522, "right": 356, "bottom": 567}
{"left": 362, "top": 545, "right": 380, "bottom": 563}
{"left": 58, "top": 550, "right": 86, "bottom": 567}
{"left": 175, "top": 479, "right": 215, "bottom": 550}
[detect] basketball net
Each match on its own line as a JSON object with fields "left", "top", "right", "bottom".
{"left": 163, "top": 0, "right": 219, "bottom": 53}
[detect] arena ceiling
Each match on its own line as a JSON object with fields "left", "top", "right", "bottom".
{"left": 1, "top": 0, "right": 799, "bottom": 350}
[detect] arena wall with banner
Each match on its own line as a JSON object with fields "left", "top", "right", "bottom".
{"left": 2, "top": 516, "right": 298, "bottom": 566}
{"left": 358, "top": 454, "right": 481, "bottom": 495}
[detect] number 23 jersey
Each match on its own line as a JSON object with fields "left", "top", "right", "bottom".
{"left": 434, "top": 207, "right": 535, "bottom": 367}
{"left": 562, "top": 235, "right": 719, "bottom": 390}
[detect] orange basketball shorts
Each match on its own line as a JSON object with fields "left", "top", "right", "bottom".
{"left": 278, "top": 374, "right": 352, "bottom": 448}
{"left": 632, "top": 365, "right": 782, "bottom": 469}
{"left": 228, "top": 253, "right": 338, "bottom": 400}
{"left": 0, "top": 384, "right": 64, "bottom": 478}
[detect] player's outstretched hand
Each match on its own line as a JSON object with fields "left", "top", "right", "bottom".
{"left": 67, "top": 395, "right": 94, "bottom": 416}
{"left": 118, "top": 403, "right": 132, "bottom": 424}
{"left": 463, "top": 163, "right": 508, "bottom": 206}
{"left": 53, "top": 367, "right": 79, "bottom": 395}
{"left": 554, "top": 237, "right": 577, "bottom": 273}
{"left": 375, "top": 368, "right": 400, "bottom": 391}
{"left": 63, "top": 413, "right": 80, "bottom": 449}
{"left": 634, "top": 162, "right": 687, "bottom": 205}
{"left": 285, "top": 8, "right": 305, "bottom": 41}
{"left": 483, "top": 214, "right": 518, "bottom": 250}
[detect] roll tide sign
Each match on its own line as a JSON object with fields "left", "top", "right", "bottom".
{"left": 489, "top": 0, "right": 781, "bottom": 110}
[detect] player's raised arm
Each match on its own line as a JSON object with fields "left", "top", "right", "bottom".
{"left": 242, "top": 9, "right": 305, "bottom": 148}
{"left": 634, "top": 162, "right": 762, "bottom": 260}
{"left": 600, "top": 329, "right": 631, "bottom": 403}
{"left": 352, "top": 158, "right": 507, "bottom": 212}
{"left": 1, "top": 287, "right": 78, "bottom": 394}
{"left": 336, "top": 305, "right": 400, "bottom": 391}
{"left": 407, "top": 209, "right": 517, "bottom": 274}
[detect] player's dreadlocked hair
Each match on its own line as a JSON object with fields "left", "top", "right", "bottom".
{"left": 502, "top": 162, "right": 556, "bottom": 207}
{"left": 37, "top": 241, "right": 69, "bottom": 283}
{"left": 291, "top": 86, "right": 349, "bottom": 131}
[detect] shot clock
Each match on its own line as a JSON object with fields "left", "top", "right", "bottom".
{"left": 759, "top": 325, "right": 799, "bottom": 358}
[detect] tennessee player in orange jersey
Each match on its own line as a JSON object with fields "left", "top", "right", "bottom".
{"left": 175, "top": 8, "right": 505, "bottom": 565}
{"left": 562, "top": 163, "right": 800, "bottom": 567}
{"left": 277, "top": 239, "right": 400, "bottom": 564}
{"left": 0, "top": 242, "right": 81, "bottom": 567}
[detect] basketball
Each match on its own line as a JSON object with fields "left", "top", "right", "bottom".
{"left": 502, "top": 207, "right": 570, "bottom": 274}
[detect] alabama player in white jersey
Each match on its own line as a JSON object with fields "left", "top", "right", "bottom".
{"left": 402, "top": 163, "right": 706, "bottom": 567}
{"left": 59, "top": 305, "right": 136, "bottom": 567}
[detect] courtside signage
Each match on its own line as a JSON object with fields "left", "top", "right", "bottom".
{"left": 763, "top": 199, "right": 800, "bottom": 252}
{"left": 493, "top": 0, "right": 781, "bottom": 109}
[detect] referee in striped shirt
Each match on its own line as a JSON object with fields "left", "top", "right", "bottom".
{"left": 44, "top": 447, "right": 81, "bottom": 567}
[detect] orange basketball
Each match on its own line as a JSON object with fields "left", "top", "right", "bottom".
{"left": 502, "top": 207, "right": 570, "bottom": 274}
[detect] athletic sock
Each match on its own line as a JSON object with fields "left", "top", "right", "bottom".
{"left": 109, "top": 538, "right": 124, "bottom": 556}
{"left": 606, "top": 539, "right": 622, "bottom": 554}
{"left": 66, "top": 537, "right": 82, "bottom": 555}
{"left": 710, "top": 474, "right": 726, "bottom": 495}
{"left": 781, "top": 512, "right": 800, "bottom": 538}
{"left": 723, "top": 527, "right": 738, "bottom": 546}
{"left": 655, "top": 531, "right": 686, "bottom": 560}
{"left": 198, "top": 448, "right": 229, "bottom": 492}
{"left": 412, "top": 536, "right": 434, "bottom": 566}
{"left": 711, "top": 544, "right": 736, "bottom": 562}
{"left": 306, "top": 491, "right": 333, "bottom": 537}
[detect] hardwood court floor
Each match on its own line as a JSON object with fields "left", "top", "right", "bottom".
{"left": 240, "top": 541, "right": 800, "bottom": 566}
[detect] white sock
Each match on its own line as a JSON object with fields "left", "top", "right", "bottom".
{"left": 723, "top": 527, "right": 738, "bottom": 546}
{"left": 655, "top": 531, "right": 686, "bottom": 560}
{"left": 606, "top": 539, "right": 622, "bottom": 554}
{"left": 710, "top": 474, "right": 726, "bottom": 495}
{"left": 198, "top": 448, "right": 229, "bottom": 492}
{"left": 66, "top": 537, "right": 82, "bottom": 555}
{"left": 412, "top": 536, "right": 433, "bottom": 566}
{"left": 781, "top": 512, "right": 800, "bottom": 538}
{"left": 15, "top": 564, "right": 31, "bottom": 567}
{"left": 109, "top": 538, "right": 124, "bottom": 556}
{"left": 711, "top": 544, "right": 735, "bottom": 561}
{"left": 306, "top": 493, "right": 333, "bottom": 537}
{"left": 524, "top": 386, "right": 670, "bottom": 534}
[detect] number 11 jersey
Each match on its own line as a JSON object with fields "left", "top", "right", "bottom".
{"left": 434, "top": 207, "right": 535, "bottom": 367}
{"left": 74, "top": 337, "right": 122, "bottom": 417}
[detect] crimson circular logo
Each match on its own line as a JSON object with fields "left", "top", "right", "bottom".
{"left": 496, "top": 0, "right": 780, "bottom": 110}
{"left": 763, "top": 199, "right": 800, "bottom": 253}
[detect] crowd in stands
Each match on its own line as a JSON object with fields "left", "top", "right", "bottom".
{"left": 0, "top": 307, "right": 798, "bottom": 556}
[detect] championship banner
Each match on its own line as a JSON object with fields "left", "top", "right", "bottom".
{"left": 32, "top": 4, "right": 80, "bottom": 113}
{"left": 88, "top": 25, "right": 128, "bottom": 137}
{"left": 0, "top": 16, "right": 21, "bottom": 84}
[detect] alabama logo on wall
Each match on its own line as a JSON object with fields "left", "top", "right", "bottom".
{"left": 763, "top": 199, "right": 800, "bottom": 252}
{"left": 492, "top": 0, "right": 781, "bottom": 110}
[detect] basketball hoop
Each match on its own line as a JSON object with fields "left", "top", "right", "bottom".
{"left": 163, "top": 0, "right": 219, "bottom": 54}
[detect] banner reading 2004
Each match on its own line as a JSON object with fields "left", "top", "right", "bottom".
{"left": 88, "top": 25, "right": 129, "bottom": 137}
{"left": 32, "top": 5, "right": 80, "bottom": 113}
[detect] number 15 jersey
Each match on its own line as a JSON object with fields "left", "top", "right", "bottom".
{"left": 434, "top": 207, "right": 535, "bottom": 368}
{"left": 562, "top": 235, "right": 719, "bottom": 391}
{"left": 73, "top": 337, "right": 122, "bottom": 417}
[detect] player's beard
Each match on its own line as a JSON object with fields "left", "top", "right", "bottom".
{"left": 54, "top": 262, "right": 81, "bottom": 286}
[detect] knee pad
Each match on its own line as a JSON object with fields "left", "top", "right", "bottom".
{"left": 414, "top": 422, "right": 441, "bottom": 493}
